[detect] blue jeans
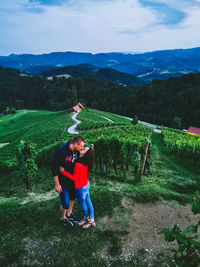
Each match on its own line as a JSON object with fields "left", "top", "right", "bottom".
{"left": 60, "top": 183, "right": 70, "bottom": 210}
{"left": 76, "top": 183, "right": 94, "bottom": 219}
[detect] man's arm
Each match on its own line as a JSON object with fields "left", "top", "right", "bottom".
{"left": 54, "top": 175, "right": 62, "bottom": 194}
{"left": 52, "top": 150, "right": 63, "bottom": 194}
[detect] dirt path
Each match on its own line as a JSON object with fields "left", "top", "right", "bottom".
{"left": 99, "top": 115, "right": 114, "bottom": 123}
{"left": 67, "top": 112, "right": 81, "bottom": 134}
{"left": 0, "top": 142, "right": 9, "bottom": 148}
{"left": 99, "top": 132, "right": 200, "bottom": 265}
{"left": 21, "top": 190, "right": 57, "bottom": 205}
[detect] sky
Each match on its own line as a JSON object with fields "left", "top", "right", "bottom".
{"left": 0, "top": 0, "right": 200, "bottom": 56}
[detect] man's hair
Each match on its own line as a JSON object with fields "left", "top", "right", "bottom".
{"left": 72, "top": 136, "right": 85, "bottom": 144}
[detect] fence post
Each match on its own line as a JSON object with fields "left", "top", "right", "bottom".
{"left": 139, "top": 140, "right": 151, "bottom": 179}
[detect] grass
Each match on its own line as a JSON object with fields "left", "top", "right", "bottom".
{"left": 150, "top": 132, "right": 200, "bottom": 195}
{"left": 0, "top": 110, "right": 73, "bottom": 164}
{"left": 0, "top": 109, "right": 200, "bottom": 266}
{"left": 85, "top": 108, "right": 132, "bottom": 124}
{"left": 0, "top": 185, "right": 127, "bottom": 267}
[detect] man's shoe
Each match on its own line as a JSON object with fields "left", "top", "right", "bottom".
{"left": 67, "top": 213, "right": 80, "bottom": 223}
{"left": 60, "top": 217, "right": 73, "bottom": 227}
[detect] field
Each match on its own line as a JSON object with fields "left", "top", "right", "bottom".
{"left": 0, "top": 109, "right": 200, "bottom": 266}
{"left": 162, "top": 128, "right": 200, "bottom": 159}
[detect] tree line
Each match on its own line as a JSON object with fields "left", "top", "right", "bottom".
{"left": 0, "top": 66, "right": 200, "bottom": 128}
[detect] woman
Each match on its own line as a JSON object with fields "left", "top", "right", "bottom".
{"left": 59, "top": 144, "right": 95, "bottom": 228}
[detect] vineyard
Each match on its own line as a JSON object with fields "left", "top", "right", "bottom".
{"left": 162, "top": 128, "right": 200, "bottom": 159}
{"left": 0, "top": 109, "right": 200, "bottom": 266}
{"left": 0, "top": 110, "right": 73, "bottom": 170}
{"left": 77, "top": 110, "right": 152, "bottom": 179}
{"left": 77, "top": 108, "right": 130, "bottom": 131}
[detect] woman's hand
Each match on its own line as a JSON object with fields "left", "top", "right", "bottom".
{"left": 59, "top": 166, "right": 64, "bottom": 172}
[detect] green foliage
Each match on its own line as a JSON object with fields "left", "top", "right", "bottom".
{"left": 2, "top": 107, "right": 10, "bottom": 115}
{"left": 161, "top": 223, "right": 200, "bottom": 267}
{"left": 132, "top": 115, "right": 138, "bottom": 125}
{"left": 0, "top": 110, "right": 73, "bottom": 167}
{"left": 131, "top": 151, "right": 141, "bottom": 169}
{"left": 1, "top": 66, "right": 200, "bottom": 128}
{"left": 70, "top": 85, "right": 77, "bottom": 106}
{"left": 192, "top": 191, "right": 200, "bottom": 214}
{"left": 161, "top": 191, "right": 200, "bottom": 266}
{"left": 2, "top": 107, "right": 16, "bottom": 115}
{"left": 162, "top": 128, "right": 200, "bottom": 160}
{"left": 171, "top": 116, "right": 182, "bottom": 129}
{"left": 87, "top": 109, "right": 131, "bottom": 124}
{"left": 80, "top": 124, "right": 152, "bottom": 180}
{"left": 0, "top": 160, "right": 15, "bottom": 174}
{"left": 10, "top": 107, "right": 16, "bottom": 114}
{"left": 17, "top": 140, "right": 38, "bottom": 191}
{"left": 81, "top": 106, "right": 87, "bottom": 112}
{"left": 35, "top": 141, "right": 64, "bottom": 167}
{"left": 0, "top": 107, "right": 200, "bottom": 266}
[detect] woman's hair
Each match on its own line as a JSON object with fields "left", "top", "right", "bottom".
{"left": 76, "top": 146, "right": 94, "bottom": 175}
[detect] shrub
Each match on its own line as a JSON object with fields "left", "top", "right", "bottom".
{"left": 35, "top": 141, "right": 64, "bottom": 167}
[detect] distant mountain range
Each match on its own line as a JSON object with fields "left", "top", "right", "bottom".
{"left": 42, "top": 64, "right": 144, "bottom": 86}
{"left": 1, "top": 47, "right": 200, "bottom": 82}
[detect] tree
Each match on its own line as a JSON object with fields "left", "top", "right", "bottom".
{"left": 17, "top": 140, "right": 38, "bottom": 192}
{"left": 10, "top": 107, "right": 16, "bottom": 114}
{"left": 2, "top": 107, "right": 10, "bottom": 115}
{"left": 171, "top": 116, "right": 182, "bottom": 129}
{"left": 132, "top": 115, "right": 138, "bottom": 125}
{"left": 70, "top": 85, "right": 77, "bottom": 107}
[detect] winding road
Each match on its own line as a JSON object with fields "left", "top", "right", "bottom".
{"left": 68, "top": 112, "right": 81, "bottom": 134}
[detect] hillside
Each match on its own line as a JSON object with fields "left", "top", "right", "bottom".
{"left": 1, "top": 47, "right": 200, "bottom": 81}
{"left": 1, "top": 66, "right": 200, "bottom": 128}
{"left": 43, "top": 64, "right": 144, "bottom": 86}
{"left": 0, "top": 109, "right": 200, "bottom": 266}
{"left": 1, "top": 109, "right": 200, "bottom": 266}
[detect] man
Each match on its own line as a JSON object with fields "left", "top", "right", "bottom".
{"left": 52, "top": 136, "right": 85, "bottom": 227}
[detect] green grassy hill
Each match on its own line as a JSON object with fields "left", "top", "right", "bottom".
{"left": 0, "top": 109, "right": 200, "bottom": 266}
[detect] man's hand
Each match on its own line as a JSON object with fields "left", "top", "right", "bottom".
{"left": 54, "top": 176, "right": 62, "bottom": 194}
{"left": 55, "top": 184, "right": 62, "bottom": 194}
{"left": 59, "top": 166, "right": 64, "bottom": 172}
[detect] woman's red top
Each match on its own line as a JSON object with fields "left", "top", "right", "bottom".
{"left": 61, "top": 162, "right": 88, "bottom": 189}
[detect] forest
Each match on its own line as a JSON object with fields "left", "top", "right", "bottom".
{"left": 0, "top": 66, "right": 200, "bottom": 128}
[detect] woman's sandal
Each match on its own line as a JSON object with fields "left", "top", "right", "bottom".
{"left": 83, "top": 220, "right": 96, "bottom": 229}
{"left": 78, "top": 217, "right": 89, "bottom": 226}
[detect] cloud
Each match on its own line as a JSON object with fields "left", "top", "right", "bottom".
{"left": 138, "top": 0, "right": 186, "bottom": 26}
{"left": 24, "top": 6, "right": 45, "bottom": 13}
{"left": 0, "top": 0, "right": 200, "bottom": 55}
{"left": 29, "top": 0, "right": 70, "bottom": 6}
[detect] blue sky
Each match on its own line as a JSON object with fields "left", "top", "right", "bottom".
{"left": 0, "top": 0, "right": 200, "bottom": 55}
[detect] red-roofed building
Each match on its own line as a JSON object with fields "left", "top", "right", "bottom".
{"left": 187, "top": 126, "right": 200, "bottom": 136}
{"left": 72, "top": 102, "right": 84, "bottom": 113}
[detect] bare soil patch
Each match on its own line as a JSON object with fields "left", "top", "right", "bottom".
{"left": 21, "top": 190, "right": 57, "bottom": 205}
{"left": 99, "top": 199, "right": 200, "bottom": 266}
{"left": 122, "top": 199, "right": 200, "bottom": 265}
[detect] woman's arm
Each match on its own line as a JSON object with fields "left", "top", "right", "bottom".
{"left": 60, "top": 163, "right": 82, "bottom": 181}
{"left": 59, "top": 166, "right": 73, "bottom": 180}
